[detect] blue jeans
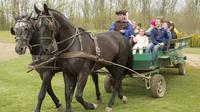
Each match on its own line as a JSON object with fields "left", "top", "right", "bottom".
{"left": 149, "top": 43, "right": 160, "bottom": 66}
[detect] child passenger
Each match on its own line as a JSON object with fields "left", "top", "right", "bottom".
{"left": 132, "top": 28, "right": 149, "bottom": 54}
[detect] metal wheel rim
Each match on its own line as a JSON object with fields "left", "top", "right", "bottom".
{"left": 157, "top": 80, "right": 165, "bottom": 96}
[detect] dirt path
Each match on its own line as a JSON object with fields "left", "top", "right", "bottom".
{"left": 0, "top": 42, "right": 200, "bottom": 68}
{"left": 185, "top": 53, "right": 200, "bottom": 68}
{"left": 0, "top": 42, "right": 18, "bottom": 62}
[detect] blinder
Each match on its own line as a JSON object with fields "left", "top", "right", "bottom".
{"left": 37, "top": 15, "right": 57, "bottom": 43}
{"left": 10, "top": 27, "right": 15, "bottom": 35}
{"left": 37, "top": 15, "right": 56, "bottom": 30}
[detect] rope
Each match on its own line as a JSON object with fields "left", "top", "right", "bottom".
{"left": 97, "top": 59, "right": 145, "bottom": 78}
{"left": 27, "top": 56, "right": 56, "bottom": 73}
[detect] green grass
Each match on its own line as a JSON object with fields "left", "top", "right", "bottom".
{"left": 183, "top": 48, "right": 200, "bottom": 54}
{"left": 0, "top": 55, "right": 200, "bottom": 112}
{"left": 0, "top": 31, "right": 15, "bottom": 43}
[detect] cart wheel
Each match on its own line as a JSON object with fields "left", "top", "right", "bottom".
{"left": 178, "top": 63, "right": 185, "bottom": 75}
{"left": 104, "top": 75, "right": 113, "bottom": 93}
{"left": 151, "top": 74, "right": 166, "bottom": 98}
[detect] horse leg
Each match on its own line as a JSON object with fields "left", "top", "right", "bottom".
{"left": 38, "top": 72, "right": 62, "bottom": 109}
{"left": 91, "top": 72, "right": 101, "bottom": 103}
{"left": 105, "top": 66, "right": 127, "bottom": 112}
{"left": 47, "top": 82, "right": 63, "bottom": 108}
{"left": 75, "top": 71, "right": 97, "bottom": 110}
{"left": 117, "top": 80, "right": 127, "bottom": 104}
{"left": 35, "top": 71, "right": 53, "bottom": 112}
{"left": 105, "top": 79, "right": 120, "bottom": 112}
{"left": 63, "top": 72, "right": 74, "bottom": 112}
{"left": 70, "top": 76, "right": 77, "bottom": 102}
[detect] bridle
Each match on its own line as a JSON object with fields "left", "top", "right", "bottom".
{"left": 28, "top": 14, "right": 85, "bottom": 72}
{"left": 36, "top": 14, "right": 60, "bottom": 54}
{"left": 36, "top": 14, "right": 84, "bottom": 55}
{"left": 37, "top": 15, "right": 56, "bottom": 41}
{"left": 15, "top": 19, "right": 40, "bottom": 49}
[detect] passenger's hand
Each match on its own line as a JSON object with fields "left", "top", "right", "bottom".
{"left": 131, "top": 35, "right": 135, "bottom": 38}
{"left": 159, "top": 42, "right": 164, "bottom": 46}
{"left": 133, "top": 37, "right": 137, "bottom": 42}
{"left": 120, "top": 30, "right": 125, "bottom": 33}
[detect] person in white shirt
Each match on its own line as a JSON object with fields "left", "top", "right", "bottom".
{"left": 132, "top": 28, "right": 149, "bottom": 54}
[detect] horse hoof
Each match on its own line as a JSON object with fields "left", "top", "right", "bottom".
{"left": 122, "top": 96, "right": 128, "bottom": 104}
{"left": 105, "top": 107, "right": 112, "bottom": 112}
{"left": 57, "top": 105, "right": 64, "bottom": 112}
{"left": 93, "top": 103, "right": 98, "bottom": 109}
{"left": 97, "top": 99, "right": 102, "bottom": 104}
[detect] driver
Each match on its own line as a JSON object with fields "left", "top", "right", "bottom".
{"left": 109, "top": 10, "right": 134, "bottom": 41}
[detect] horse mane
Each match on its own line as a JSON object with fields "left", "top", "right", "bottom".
{"left": 48, "top": 8, "right": 75, "bottom": 29}
{"left": 48, "top": 8, "right": 87, "bottom": 32}
{"left": 78, "top": 27, "right": 86, "bottom": 32}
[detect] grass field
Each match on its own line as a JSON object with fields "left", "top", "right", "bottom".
{"left": 0, "top": 54, "right": 200, "bottom": 112}
{"left": 0, "top": 31, "right": 15, "bottom": 43}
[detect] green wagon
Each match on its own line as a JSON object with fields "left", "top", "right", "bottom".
{"left": 104, "top": 37, "right": 191, "bottom": 98}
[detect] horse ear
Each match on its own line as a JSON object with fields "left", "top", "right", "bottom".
{"left": 34, "top": 4, "right": 41, "bottom": 15}
{"left": 26, "top": 11, "right": 33, "bottom": 20}
{"left": 12, "top": 11, "right": 18, "bottom": 21}
{"left": 43, "top": 4, "right": 49, "bottom": 14}
{"left": 10, "top": 27, "right": 15, "bottom": 35}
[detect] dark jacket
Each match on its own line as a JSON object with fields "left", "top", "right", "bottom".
{"left": 150, "top": 28, "right": 169, "bottom": 45}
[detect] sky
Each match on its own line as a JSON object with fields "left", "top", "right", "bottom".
{"left": 32, "top": 0, "right": 187, "bottom": 10}
{"left": 176, "top": 0, "right": 186, "bottom": 11}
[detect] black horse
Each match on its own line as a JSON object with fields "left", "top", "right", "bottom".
{"left": 34, "top": 4, "right": 132, "bottom": 112}
{"left": 10, "top": 13, "right": 101, "bottom": 112}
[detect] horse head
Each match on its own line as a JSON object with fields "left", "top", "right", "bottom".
{"left": 34, "top": 4, "right": 58, "bottom": 55}
{"left": 10, "top": 12, "right": 35, "bottom": 55}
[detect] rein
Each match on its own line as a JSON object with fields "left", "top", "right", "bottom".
{"left": 54, "top": 28, "right": 85, "bottom": 56}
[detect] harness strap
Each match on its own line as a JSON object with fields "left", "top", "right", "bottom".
{"left": 76, "top": 28, "right": 83, "bottom": 51}
{"left": 89, "top": 33, "right": 101, "bottom": 57}
{"left": 40, "top": 37, "right": 53, "bottom": 40}
{"left": 88, "top": 33, "right": 101, "bottom": 71}
{"left": 27, "top": 56, "right": 57, "bottom": 73}
{"left": 28, "top": 65, "right": 60, "bottom": 70}
{"left": 60, "top": 51, "right": 98, "bottom": 61}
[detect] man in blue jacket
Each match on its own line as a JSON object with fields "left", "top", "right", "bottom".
{"left": 109, "top": 10, "right": 134, "bottom": 41}
{"left": 150, "top": 18, "right": 169, "bottom": 68}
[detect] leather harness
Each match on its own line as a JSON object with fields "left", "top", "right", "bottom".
{"left": 28, "top": 29, "right": 102, "bottom": 72}
{"left": 27, "top": 29, "right": 141, "bottom": 77}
